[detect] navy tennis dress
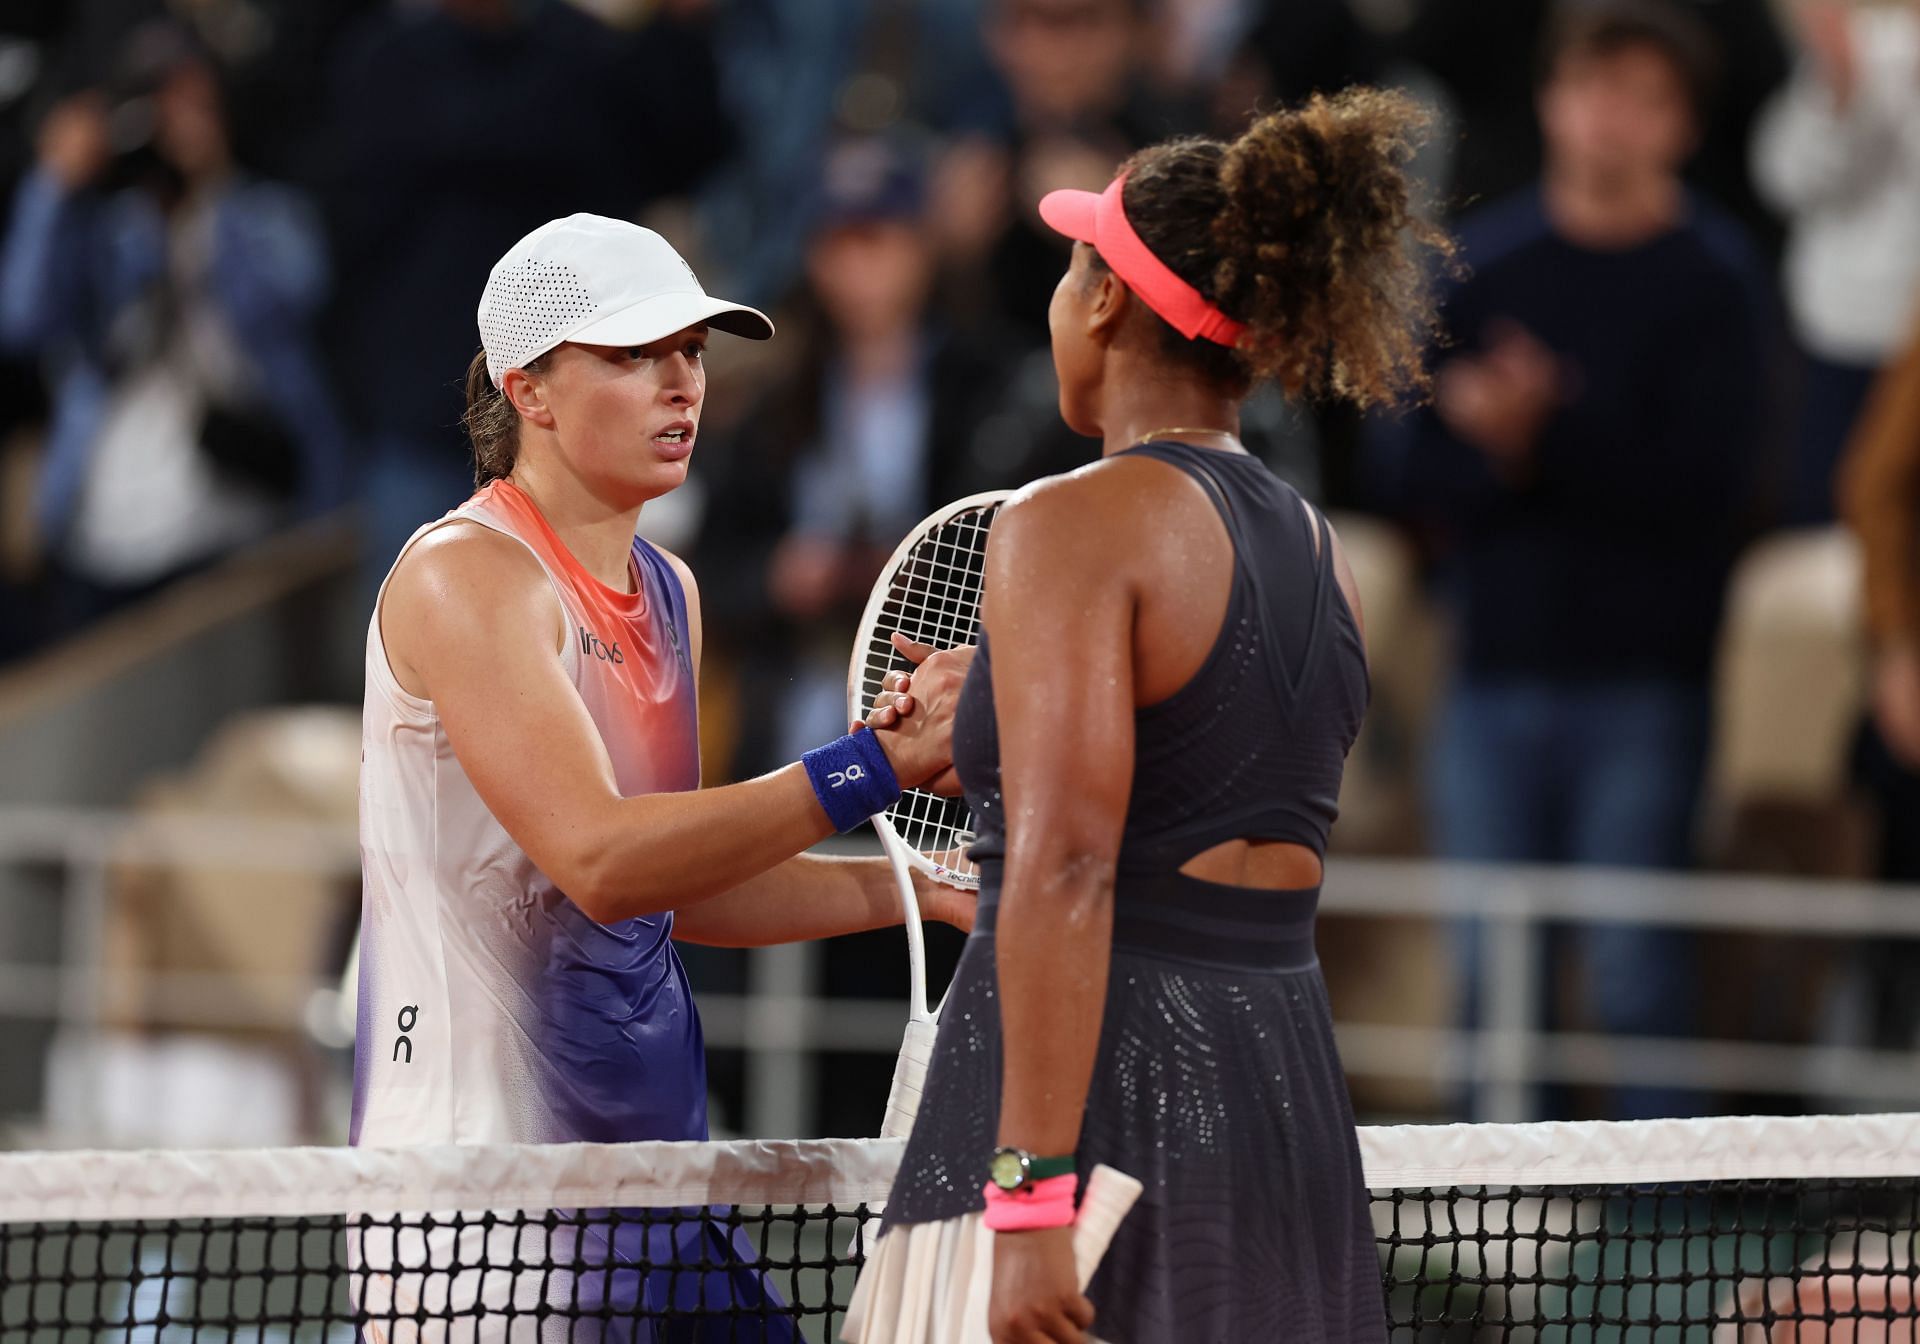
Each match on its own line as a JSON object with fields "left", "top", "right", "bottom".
{"left": 871, "top": 441, "right": 1382, "bottom": 1343}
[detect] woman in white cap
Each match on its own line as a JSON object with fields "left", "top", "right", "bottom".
{"left": 351, "top": 214, "right": 968, "bottom": 1334}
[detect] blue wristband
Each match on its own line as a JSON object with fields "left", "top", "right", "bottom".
{"left": 802, "top": 730, "right": 903, "bottom": 833}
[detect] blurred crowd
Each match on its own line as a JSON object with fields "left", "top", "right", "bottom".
{"left": 4, "top": 0, "right": 1920, "bottom": 1129}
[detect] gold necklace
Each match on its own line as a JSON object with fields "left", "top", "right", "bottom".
{"left": 1132, "top": 425, "right": 1241, "bottom": 448}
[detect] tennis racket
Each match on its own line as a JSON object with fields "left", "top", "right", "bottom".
{"left": 849, "top": 491, "right": 1009, "bottom": 1140}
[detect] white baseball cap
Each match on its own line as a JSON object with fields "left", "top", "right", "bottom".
{"left": 478, "top": 213, "right": 774, "bottom": 388}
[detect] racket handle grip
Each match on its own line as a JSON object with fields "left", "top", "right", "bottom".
{"left": 879, "top": 1018, "right": 938, "bottom": 1140}
{"left": 1072, "top": 1165, "right": 1144, "bottom": 1291}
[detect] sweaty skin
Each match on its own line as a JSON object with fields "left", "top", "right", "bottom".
{"left": 985, "top": 244, "right": 1365, "bottom": 1344}
{"left": 379, "top": 327, "right": 975, "bottom": 937}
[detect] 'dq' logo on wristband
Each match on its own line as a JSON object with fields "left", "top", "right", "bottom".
{"left": 828, "top": 764, "right": 868, "bottom": 789}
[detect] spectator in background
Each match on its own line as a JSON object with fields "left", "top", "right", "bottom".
{"left": 322, "top": 0, "right": 733, "bottom": 606}
{"left": 1837, "top": 320, "right": 1920, "bottom": 1048}
{"left": 1241, "top": 0, "right": 1381, "bottom": 104}
{"left": 1752, "top": 0, "right": 1920, "bottom": 526}
{"left": 1366, "top": 1, "right": 1770, "bottom": 1120}
{"left": 933, "top": 0, "right": 1191, "bottom": 342}
{"left": 0, "top": 4, "right": 62, "bottom": 661}
{"left": 1139, "top": 0, "right": 1380, "bottom": 130}
{"left": 0, "top": 23, "right": 347, "bottom": 631}
{"left": 1397, "top": 0, "right": 1787, "bottom": 246}
{"left": 695, "top": 0, "right": 1004, "bottom": 307}
{"left": 696, "top": 137, "right": 1074, "bottom": 788}
{"left": 26, "top": 0, "right": 385, "bottom": 185}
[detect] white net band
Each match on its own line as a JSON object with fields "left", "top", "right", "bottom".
{"left": 0, "top": 1136, "right": 903, "bottom": 1224}
{"left": 6, "top": 1113, "right": 1919, "bottom": 1225}
{"left": 1359, "top": 1111, "right": 1920, "bottom": 1189}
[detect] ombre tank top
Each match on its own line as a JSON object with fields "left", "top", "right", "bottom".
{"left": 353, "top": 480, "right": 704, "bottom": 1147}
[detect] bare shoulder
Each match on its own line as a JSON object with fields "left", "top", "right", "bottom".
{"left": 993, "top": 455, "right": 1172, "bottom": 563}
{"left": 381, "top": 521, "right": 560, "bottom": 694}
{"left": 385, "top": 520, "right": 547, "bottom": 615}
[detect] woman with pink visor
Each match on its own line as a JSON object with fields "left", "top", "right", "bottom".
{"left": 843, "top": 94, "right": 1453, "bottom": 1344}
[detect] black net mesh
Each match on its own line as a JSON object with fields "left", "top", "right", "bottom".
{"left": 3, "top": 1163, "right": 1918, "bottom": 1343}
{"left": 1, "top": 1202, "right": 877, "bottom": 1344}
{"left": 1378, "top": 1177, "right": 1920, "bottom": 1344}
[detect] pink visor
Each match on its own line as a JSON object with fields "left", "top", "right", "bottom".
{"left": 1038, "top": 172, "right": 1247, "bottom": 348}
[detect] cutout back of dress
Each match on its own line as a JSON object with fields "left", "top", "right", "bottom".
{"left": 957, "top": 438, "right": 1369, "bottom": 886}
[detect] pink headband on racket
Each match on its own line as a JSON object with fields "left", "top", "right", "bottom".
{"left": 1038, "top": 172, "right": 1248, "bottom": 348}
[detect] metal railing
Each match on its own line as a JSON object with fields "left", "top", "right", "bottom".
{"left": 1, "top": 807, "right": 1916, "bottom": 1144}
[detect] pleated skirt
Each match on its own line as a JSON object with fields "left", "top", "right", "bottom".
{"left": 843, "top": 876, "right": 1386, "bottom": 1344}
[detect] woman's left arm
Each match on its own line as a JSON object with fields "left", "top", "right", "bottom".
{"left": 982, "top": 477, "right": 1138, "bottom": 1344}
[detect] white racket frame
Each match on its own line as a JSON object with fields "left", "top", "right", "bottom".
{"left": 848, "top": 491, "right": 1009, "bottom": 1140}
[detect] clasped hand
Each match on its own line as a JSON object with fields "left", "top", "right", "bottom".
{"left": 863, "top": 633, "right": 972, "bottom": 797}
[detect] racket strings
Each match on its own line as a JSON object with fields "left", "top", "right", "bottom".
{"left": 857, "top": 506, "right": 999, "bottom": 889}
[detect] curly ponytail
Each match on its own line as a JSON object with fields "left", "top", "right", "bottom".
{"left": 1104, "top": 88, "right": 1455, "bottom": 407}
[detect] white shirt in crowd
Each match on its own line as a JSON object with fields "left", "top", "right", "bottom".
{"left": 1753, "top": 4, "right": 1920, "bottom": 367}
{"left": 70, "top": 195, "right": 274, "bottom": 584}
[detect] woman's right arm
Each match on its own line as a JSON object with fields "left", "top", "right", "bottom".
{"left": 380, "top": 524, "right": 957, "bottom": 923}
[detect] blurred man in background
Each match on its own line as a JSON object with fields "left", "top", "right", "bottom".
{"left": 0, "top": 23, "right": 347, "bottom": 631}
{"left": 1395, "top": 0, "right": 1787, "bottom": 245}
{"left": 1367, "top": 1, "right": 1772, "bottom": 1120}
{"left": 1753, "top": 0, "right": 1920, "bottom": 525}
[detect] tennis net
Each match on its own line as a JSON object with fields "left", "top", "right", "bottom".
{"left": 1, "top": 1114, "right": 1916, "bottom": 1343}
